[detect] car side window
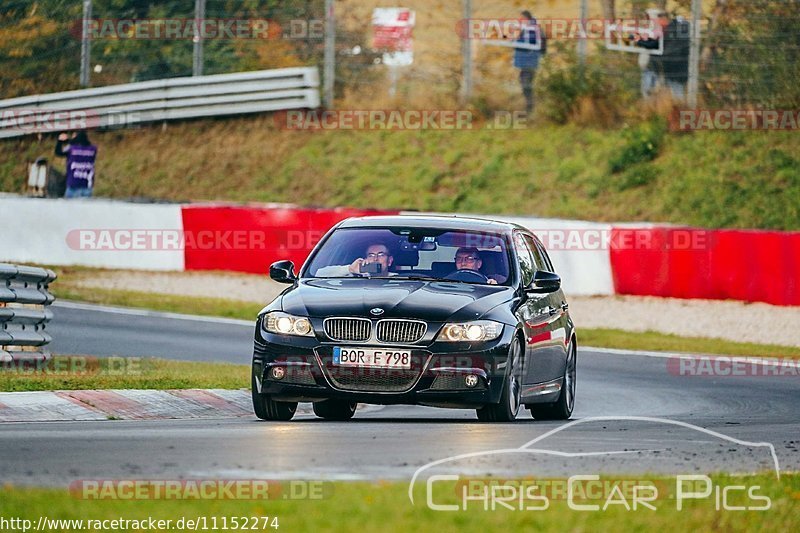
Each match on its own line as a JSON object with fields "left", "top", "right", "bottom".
{"left": 536, "top": 241, "right": 555, "bottom": 272}
{"left": 513, "top": 233, "right": 535, "bottom": 287}
{"left": 522, "top": 234, "right": 547, "bottom": 271}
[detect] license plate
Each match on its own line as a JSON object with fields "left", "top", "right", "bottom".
{"left": 333, "top": 347, "right": 411, "bottom": 369}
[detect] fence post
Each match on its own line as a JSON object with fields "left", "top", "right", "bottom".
{"left": 193, "top": 0, "right": 206, "bottom": 76}
{"left": 578, "top": 0, "right": 588, "bottom": 68}
{"left": 460, "top": 0, "right": 473, "bottom": 104}
{"left": 323, "top": 0, "right": 336, "bottom": 108}
{"left": 80, "top": 0, "right": 92, "bottom": 87}
{"left": 687, "top": 0, "right": 702, "bottom": 107}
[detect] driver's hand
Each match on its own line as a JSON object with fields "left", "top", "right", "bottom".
{"left": 487, "top": 279, "right": 498, "bottom": 285}
{"left": 348, "top": 258, "right": 365, "bottom": 274}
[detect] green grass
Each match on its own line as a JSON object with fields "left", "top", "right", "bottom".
{"left": 580, "top": 328, "right": 800, "bottom": 358}
{"left": 0, "top": 357, "right": 248, "bottom": 392}
{"left": 49, "top": 264, "right": 263, "bottom": 321}
{"left": 0, "top": 474, "right": 796, "bottom": 532}
{"left": 2, "top": 115, "right": 799, "bottom": 230}
{"left": 56, "top": 284, "right": 261, "bottom": 321}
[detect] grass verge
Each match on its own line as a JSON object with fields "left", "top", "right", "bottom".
{"left": 0, "top": 474, "right": 796, "bottom": 532}
{"left": 580, "top": 328, "right": 800, "bottom": 358}
{"left": 0, "top": 357, "right": 248, "bottom": 392}
{"left": 3, "top": 116, "right": 800, "bottom": 230}
{"left": 56, "top": 284, "right": 261, "bottom": 321}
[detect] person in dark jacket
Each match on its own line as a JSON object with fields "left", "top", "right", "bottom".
{"left": 55, "top": 130, "right": 98, "bottom": 198}
{"left": 514, "top": 10, "right": 546, "bottom": 114}
{"left": 635, "top": 11, "right": 690, "bottom": 100}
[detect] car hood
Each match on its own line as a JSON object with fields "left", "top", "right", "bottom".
{"left": 280, "top": 278, "right": 515, "bottom": 323}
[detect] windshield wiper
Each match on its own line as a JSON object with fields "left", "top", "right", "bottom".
{"left": 391, "top": 275, "right": 443, "bottom": 282}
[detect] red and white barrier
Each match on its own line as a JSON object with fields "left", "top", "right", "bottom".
{"left": 181, "top": 203, "right": 394, "bottom": 274}
{"left": 610, "top": 227, "right": 800, "bottom": 306}
{"left": 0, "top": 196, "right": 184, "bottom": 271}
{"left": 1, "top": 196, "right": 799, "bottom": 305}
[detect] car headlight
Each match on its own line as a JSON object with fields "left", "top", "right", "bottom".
{"left": 438, "top": 320, "right": 503, "bottom": 342}
{"left": 263, "top": 312, "right": 314, "bottom": 337}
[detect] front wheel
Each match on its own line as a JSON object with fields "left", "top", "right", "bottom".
{"left": 476, "top": 338, "right": 522, "bottom": 422}
{"left": 529, "top": 340, "right": 576, "bottom": 421}
{"left": 313, "top": 400, "right": 357, "bottom": 420}
{"left": 251, "top": 369, "right": 297, "bottom": 421}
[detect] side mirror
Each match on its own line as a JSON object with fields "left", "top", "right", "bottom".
{"left": 528, "top": 270, "right": 561, "bottom": 293}
{"left": 269, "top": 260, "right": 297, "bottom": 284}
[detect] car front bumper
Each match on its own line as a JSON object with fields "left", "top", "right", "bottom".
{"left": 252, "top": 326, "right": 517, "bottom": 408}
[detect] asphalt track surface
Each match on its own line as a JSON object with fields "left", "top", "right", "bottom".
{"left": 3, "top": 301, "right": 798, "bottom": 486}
{"left": 48, "top": 301, "right": 255, "bottom": 364}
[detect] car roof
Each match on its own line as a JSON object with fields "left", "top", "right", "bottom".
{"left": 337, "top": 215, "right": 524, "bottom": 234}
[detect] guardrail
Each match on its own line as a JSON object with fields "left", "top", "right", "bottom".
{"left": 0, "top": 264, "right": 56, "bottom": 363}
{"left": 0, "top": 67, "right": 320, "bottom": 139}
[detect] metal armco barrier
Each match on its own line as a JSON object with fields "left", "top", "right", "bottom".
{"left": 0, "top": 264, "right": 56, "bottom": 363}
{"left": 0, "top": 67, "right": 320, "bottom": 139}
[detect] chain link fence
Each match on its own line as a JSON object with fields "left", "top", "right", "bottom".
{"left": 1, "top": 1, "right": 798, "bottom": 115}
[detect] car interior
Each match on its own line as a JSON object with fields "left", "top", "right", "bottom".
{"left": 307, "top": 229, "right": 512, "bottom": 284}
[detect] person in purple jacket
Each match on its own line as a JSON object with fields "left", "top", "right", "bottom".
{"left": 55, "top": 130, "right": 97, "bottom": 198}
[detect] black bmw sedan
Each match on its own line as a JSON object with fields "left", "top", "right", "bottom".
{"left": 252, "top": 215, "right": 576, "bottom": 422}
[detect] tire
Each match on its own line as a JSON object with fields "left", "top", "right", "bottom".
{"left": 476, "top": 337, "right": 522, "bottom": 422}
{"left": 251, "top": 368, "right": 297, "bottom": 421}
{"left": 313, "top": 400, "right": 358, "bottom": 420}
{"left": 529, "top": 340, "right": 576, "bottom": 421}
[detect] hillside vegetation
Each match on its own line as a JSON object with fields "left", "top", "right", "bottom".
{"left": 3, "top": 1, "right": 797, "bottom": 230}
{"left": 2, "top": 114, "right": 798, "bottom": 230}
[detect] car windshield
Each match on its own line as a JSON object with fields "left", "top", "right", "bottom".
{"left": 304, "top": 227, "right": 511, "bottom": 286}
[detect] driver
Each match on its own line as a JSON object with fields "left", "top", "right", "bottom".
{"left": 453, "top": 247, "right": 498, "bottom": 285}
{"left": 316, "top": 243, "right": 395, "bottom": 278}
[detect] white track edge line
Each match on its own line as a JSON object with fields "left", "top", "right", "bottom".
{"left": 53, "top": 300, "right": 253, "bottom": 326}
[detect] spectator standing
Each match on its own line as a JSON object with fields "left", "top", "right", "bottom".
{"left": 514, "top": 10, "right": 546, "bottom": 114}
{"left": 638, "top": 9, "right": 665, "bottom": 98}
{"left": 55, "top": 130, "right": 97, "bottom": 198}
{"left": 636, "top": 10, "right": 690, "bottom": 100}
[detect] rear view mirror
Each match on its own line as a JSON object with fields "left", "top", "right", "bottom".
{"left": 269, "top": 260, "right": 297, "bottom": 284}
{"left": 528, "top": 270, "right": 561, "bottom": 293}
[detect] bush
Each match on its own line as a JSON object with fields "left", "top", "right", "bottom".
{"left": 615, "top": 164, "right": 661, "bottom": 191}
{"left": 608, "top": 118, "right": 667, "bottom": 174}
{"left": 536, "top": 44, "right": 634, "bottom": 126}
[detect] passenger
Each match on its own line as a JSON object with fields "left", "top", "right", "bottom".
{"left": 316, "top": 243, "right": 395, "bottom": 278}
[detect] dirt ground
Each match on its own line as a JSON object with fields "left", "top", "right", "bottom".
{"left": 70, "top": 270, "right": 800, "bottom": 348}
